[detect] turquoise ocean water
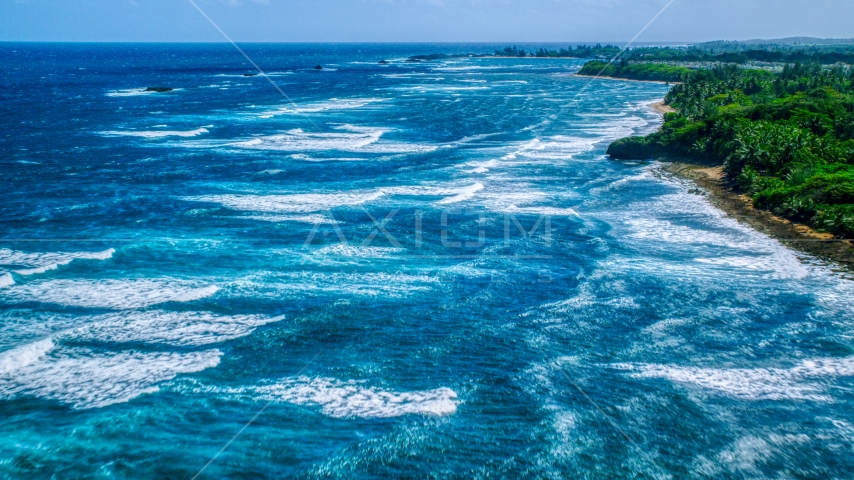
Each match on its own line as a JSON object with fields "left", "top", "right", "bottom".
{"left": 2, "top": 43, "right": 854, "bottom": 478}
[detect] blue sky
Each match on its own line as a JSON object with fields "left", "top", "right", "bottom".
{"left": 1, "top": 0, "right": 852, "bottom": 43}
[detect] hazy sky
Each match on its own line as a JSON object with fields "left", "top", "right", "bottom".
{"left": 1, "top": 0, "right": 852, "bottom": 43}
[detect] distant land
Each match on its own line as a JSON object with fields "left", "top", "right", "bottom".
{"left": 735, "top": 37, "right": 854, "bottom": 46}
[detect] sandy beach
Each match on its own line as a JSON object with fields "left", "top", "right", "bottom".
{"left": 658, "top": 162, "right": 854, "bottom": 273}
{"left": 637, "top": 100, "right": 854, "bottom": 272}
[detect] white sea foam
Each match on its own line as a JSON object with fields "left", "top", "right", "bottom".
{"left": 188, "top": 182, "right": 485, "bottom": 214}
{"left": 0, "top": 273, "right": 13, "bottom": 288}
{"left": 0, "top": 248, "right": 114, "bottom": 276}
{"left": 258, "top": 98, "right": 383, "bottom": 118}
{"left": 229, "top": 126, "right": 437, "bottom": 154}
{"left": 241, "top": 214, "right": 338, "bottom": 224}
{"left": 464, "top": 159, "right": 497, "bottom": 174}
{"left": 236, "top": 271, "right": 438, "bottom": 298}
{"left": 0, "top": 347, "right": 221, "bottom": 409}
{"left": 505, "top": 206, "right": 579, "bottom": 217}
{"left": 0, "top": 279, "right": 218, "bottom": 309}
{"left": 289, "top": 154, "right": 368, "bottom": 162}
{"left": 105, "top": 88, "right": 159, "bottom": 97}
{"left": 435, "top": 182, "right": 484, "bottom": 204}
{"left": 695, "top": 254, "right": 810, "bottom": 280}
{"left": 0, "top": 338, "right": 54, "bottom": 376}
{"left": 619, "top": 186, "right": 811, "bottom": 280}
{"left": 614, "top": 357, "right": 854, "bottom": 401}
{"left": 101, "top": 127, "right": 209, "bottom": 138}
{"left": 60, "top": 311, "right": 284, "bottom": 347}
{"left": 315, "top": 245, "right": 404, "bottom": 257}
{"left": 250, "top": 377, "right": 458, "bottom": 418}
{"left": 186, "top": 191, "right": 384, "bottom": 214}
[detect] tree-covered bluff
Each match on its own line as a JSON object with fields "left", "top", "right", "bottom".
{"left": 608, "top": 63, "right": 854, "bottom": 237}
{"left": 576, "top": 61, "right": 692, "bottom": 82}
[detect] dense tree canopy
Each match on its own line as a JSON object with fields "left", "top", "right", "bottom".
{"left": 608, "top": 63, "right": 854, "bottom": 236}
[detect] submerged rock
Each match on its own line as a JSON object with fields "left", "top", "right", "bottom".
{"left": 378, "top": 60, "right": 389, "bottom": 64}
{"left": 243, "top": 73, "right": 258, "bottom": 77}
{"left": 144, "top": 87, "right": 173, "bottom": 93}
{"left": 314, "top": 65, "right": 323, "bottom": 70}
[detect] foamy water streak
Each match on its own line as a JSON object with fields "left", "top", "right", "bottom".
{"left": 0, "top": 346, "right": 221, "bottom": 409}
{"left": 614, "top": 357, "right": 854, "bottom": 401}
{"left": 0, "top": 248, "right": 114, "bottom": 276}
{"left": 435, "top": 182, "right": 484, "bottom": 204}
{"left": 186, "top": 191, "right": 384, "bottom": 214}
{"left": 105, "top": 88, "right": 175, "bottom": 97}
{"left": 185, "top": 182, "right": 486, "bottom": 215}
{"left": 212, "top": 377, "right": 458, "bottom": 418}
{"left": 60, "top": 311, "right": 285, "bottom": 347}
{"left": 258, "top": 98, "right": 383, "bottom": 118}
{"left": 0, "top": 279, "right": 218, "bottom": 309}
{"left": 101, "top": 127, "right": 209, "bottom": 138}
{"left": 0, "top": 338, "right": 54, "bottom": 376}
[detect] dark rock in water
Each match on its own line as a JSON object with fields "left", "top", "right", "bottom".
{"left": 378, "top": 60, "right": 389, "bottom": 64}
{"left": 405, "top": 58, "right": 421, "bottom": 63}
{"left": 314, "top": 65, "right": 323, "bottom": 70}
{"left": 144, "top": 87, "right": 173, "bottom": 93}
{"left": 243, "top": 73, "right": 258, "bottom": 77}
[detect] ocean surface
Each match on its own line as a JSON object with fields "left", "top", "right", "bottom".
{"left": 2, "top": 43, "right": 854, "bottom": 479}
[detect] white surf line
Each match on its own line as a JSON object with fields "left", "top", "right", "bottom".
{"left": 185, "top": 0, "right": 322, "bottom": 133}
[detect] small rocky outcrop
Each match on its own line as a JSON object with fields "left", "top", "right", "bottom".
{"left": 144, "top": 87, "right": 173, "bottom": 93}
{"left": 606, "top": 136, "right": 660, "bottom": 160}
{"left": 314, "top": 65, "right": 323, "bottom": 70}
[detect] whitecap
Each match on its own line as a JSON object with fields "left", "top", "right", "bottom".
{"left": 0, "top": 272, "right": 13, "bottom": 288}
{"left": 101, "top": 127, "right": 209, "bottom": 138}
{"left": 613, "top": 357, "right": 854, "bottom": 401}
{"left": 241, "top": 214, "right": 339, "bottom": 224}
{"left": 435, "top": 182, "right": 484, "bottom": 204}
{"left": 233, "top": 377, "right": 458, "bottom": 418}
{"left": 0, "top": 338, "right": 54, "bottom": 376}
{"left": 315, "top": 245, "right": 404, "bottom": 257}
{"left": 59, "top": 311, "right": 284, "bottom": 347}
{"left": 0, "top": 279, "right": 218, "bottom": 309}
{"left": 0, "top": 248, "right": 114, "bottom": 276}
{"left": 258, "top": 97, "right": 383, "bottom": 118}
{"left": 0, "top": 346, "right": 221, "bottom": 409}
{"left": 226, "top": 125, "right": 436, "bottom": 154}
{"left": 105, "top": 88, "right": 158, "bottom": 97}
{"left": 235, "top": 271, "right": 438, "bottom": 298}
{"left": 185, "top": 191, "right": 384, "bottom": 214}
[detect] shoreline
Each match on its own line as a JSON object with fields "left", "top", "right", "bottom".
{"left": 638, "top": 99, "right": 854, "bottom": 272}
{"left": 660, "top": 162, "right": 854, "bottom": 273}
{"left": 651, "top": 101, "right": 676, "bottom": 114}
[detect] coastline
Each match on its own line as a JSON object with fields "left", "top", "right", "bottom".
{"left": 651, "top": 101, "right": 676, "bottom": 114}
{"left": 637, "top": 102, "right": 854, "bottom": 272}
{"left": 659, "top": 162, "right": 854, "bottom": 273}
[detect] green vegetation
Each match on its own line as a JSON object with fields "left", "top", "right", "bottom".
{"left": 410, "top": 41, "right": 854, "bottom": 65}
{"left": 501, "top": 42, "right": 854, "bottom": 64}
{"left": 608, "top": 63, "right": 854, "bottom": 236}
{"left": 577, "top": 61, "right": 692, "bottom": 82}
